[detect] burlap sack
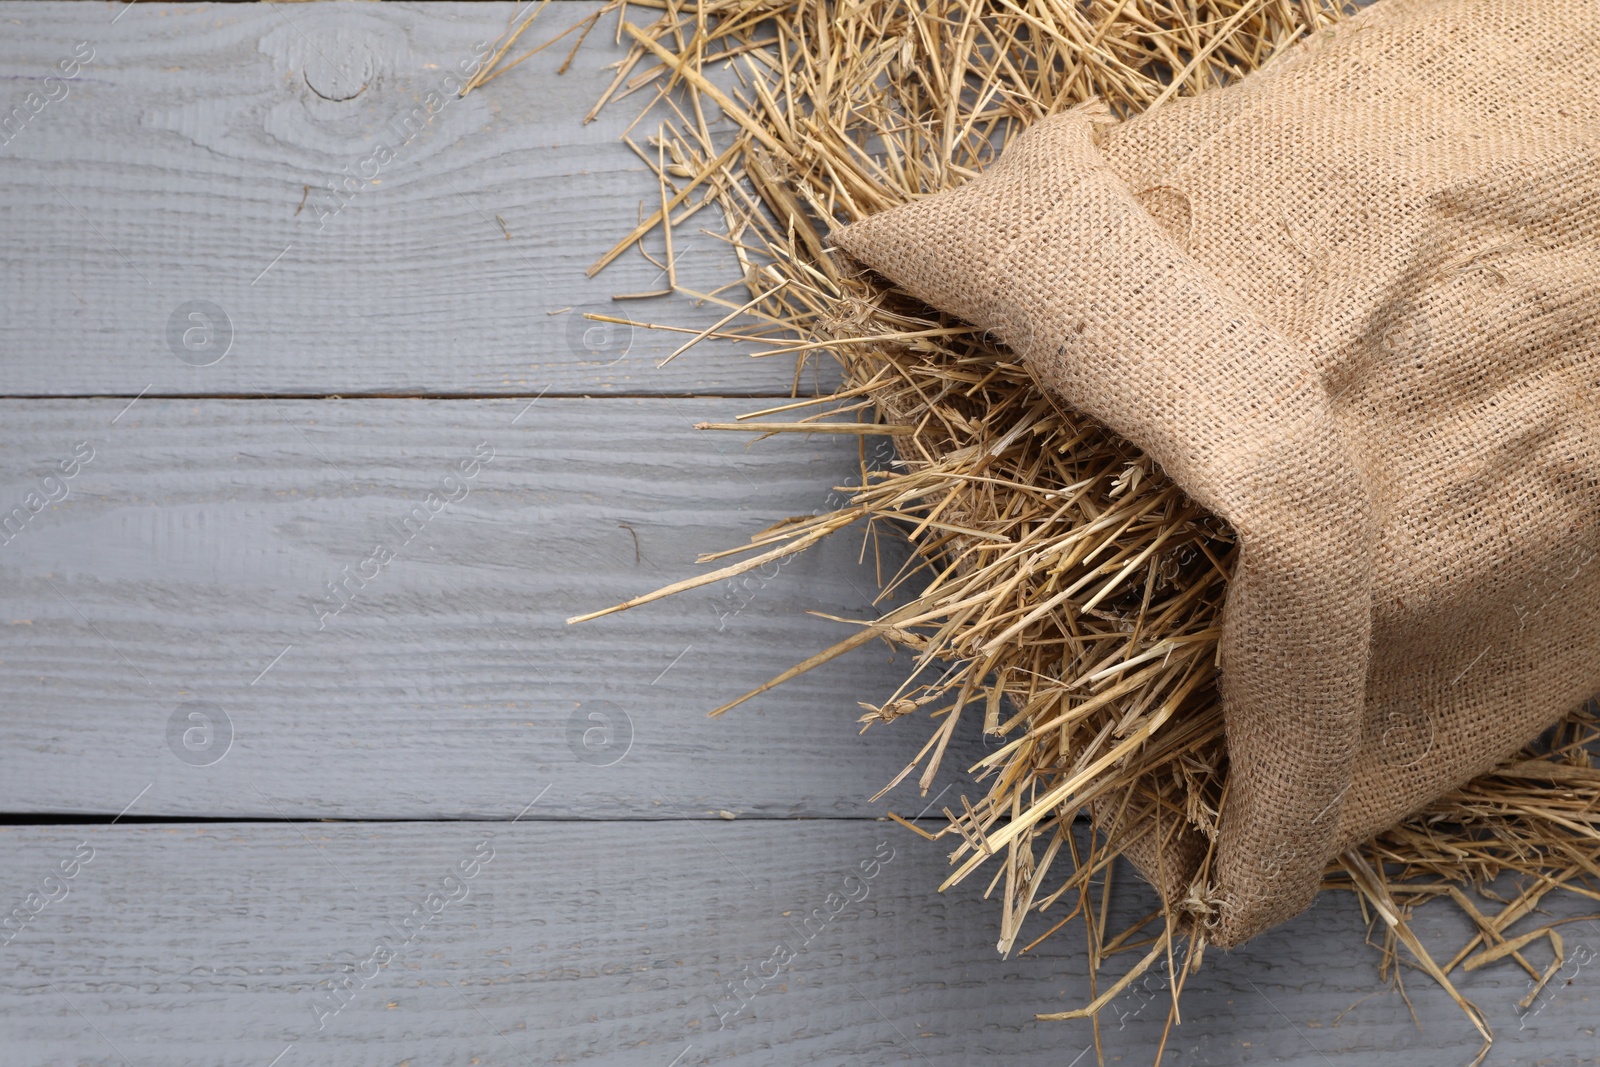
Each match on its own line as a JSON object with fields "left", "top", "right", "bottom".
{"left": 833, "top": 0, "right": 1600, "bottom": 947}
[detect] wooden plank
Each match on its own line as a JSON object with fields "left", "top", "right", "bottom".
{"left": 2, "top": 820, "right": 1589, "bottom": 1065}
{"left": 0, "top": 2, "right": 827, "bottom": 397}
{"left": 0, "top": 396, "right": 995, "bottom": 819}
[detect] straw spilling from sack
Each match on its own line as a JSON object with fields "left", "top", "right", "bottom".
{"left": 492, "top": 1, "right": 1600, "bottom": 1057}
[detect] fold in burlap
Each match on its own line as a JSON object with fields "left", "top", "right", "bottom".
{"left": 834, "top": 0, "right": 1600, "bottom": 946}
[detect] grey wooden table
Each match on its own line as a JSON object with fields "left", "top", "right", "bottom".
{"left": 1, "top": 4, "right": 1595, "bottom": 1065}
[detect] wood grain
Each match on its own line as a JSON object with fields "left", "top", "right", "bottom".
{"left": 0, "top": 1, "right": 830, "bottom": 397}
{"left": 3, "top": 820, "right": 1591, "bottom": 1067}
{"left": 0, "top": 397, "right": 990, "bottom": 819}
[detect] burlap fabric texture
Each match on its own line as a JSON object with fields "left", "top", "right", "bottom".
{"left": 833, "top": 0, "right": 1600, "bottom": 947}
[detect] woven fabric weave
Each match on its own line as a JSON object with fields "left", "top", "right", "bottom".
{"left": 833, "top": 0, "right": 1600, "bottom": 946}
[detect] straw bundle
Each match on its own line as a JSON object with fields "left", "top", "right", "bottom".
{"left": 517, "top": 0, "right": 1600, "bottom": 1054}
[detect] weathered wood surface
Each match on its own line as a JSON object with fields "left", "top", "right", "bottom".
{"left": 0, "top": 1, "right": 821, "bottom": 397}
{"left": 3, "top": 821, "right": 1595, "bottom": 1067}
{"left": 0, "top": 397, "right": 987, "bottom": 819}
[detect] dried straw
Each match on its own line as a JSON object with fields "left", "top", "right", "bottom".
{"left": 516, "top": 1, "right": 1600, "bottom": 1055}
